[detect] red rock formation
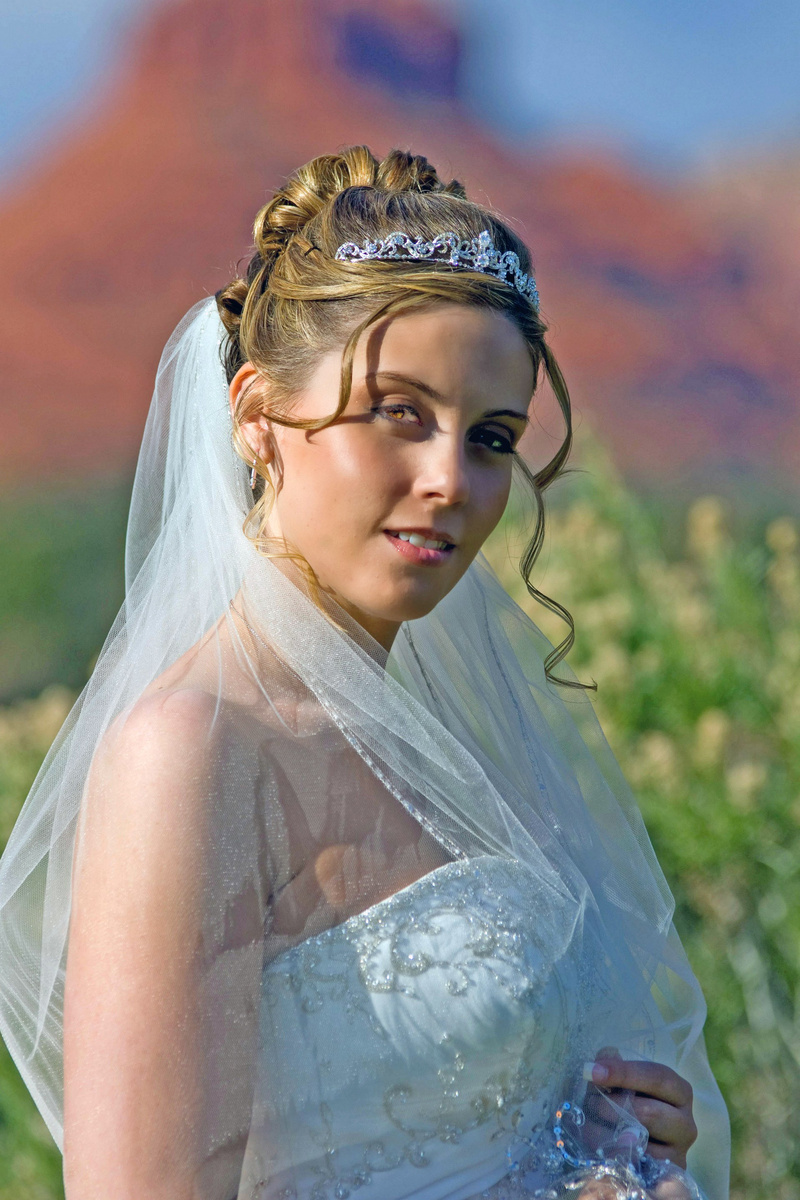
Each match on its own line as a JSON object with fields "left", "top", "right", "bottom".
{"left": 0, "top": 0, "right": 796, "bottom": 494}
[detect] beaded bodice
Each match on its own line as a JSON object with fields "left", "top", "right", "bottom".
{"left": 237, "top": 856, "right": 582, "bottom": 1200}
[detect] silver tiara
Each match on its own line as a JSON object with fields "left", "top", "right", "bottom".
{"left": 334, "top": 229, "right": 540, "bottom": 310}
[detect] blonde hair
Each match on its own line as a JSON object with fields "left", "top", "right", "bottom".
{"left": 216, "top": 145, "right": 586, "bottom": 688}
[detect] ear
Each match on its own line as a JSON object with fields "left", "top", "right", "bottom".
{"left": 229, "top": 362, "right": 274, "bottom": 464}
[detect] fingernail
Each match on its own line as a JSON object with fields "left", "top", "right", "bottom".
{"left": 582, "top": 1061, "right": 609, "bottom": 1083}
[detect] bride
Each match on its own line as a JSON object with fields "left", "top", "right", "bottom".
{"left": 0, "top": 146, "right": 729, "bottom": 1199}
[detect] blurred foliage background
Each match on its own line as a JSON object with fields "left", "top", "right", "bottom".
{"left": 0, "top": 435, "right": 797, "bottom": 1199}
{"left": 488, "top": 437, "right": 800, "bottom": 1200}
{"left": 0, "top": 482, "right": 128, "bottom": 702}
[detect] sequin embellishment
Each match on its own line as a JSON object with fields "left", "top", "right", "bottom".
{"left": 256, "top": 857, "right": 576, "bottom": 1199}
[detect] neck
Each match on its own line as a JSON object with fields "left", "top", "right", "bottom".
{"left": 252, "top": 548, "right": 396, "bottom": 661}
{"left": 260, "top": 512, "right": 399, "bottom": 654}
{"left": 326, "top": 594, "right": 401, "bottom": 654}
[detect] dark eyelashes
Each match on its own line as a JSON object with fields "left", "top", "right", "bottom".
{"left": 469, "top": 428, "right": 516, "bottom": 455}
{"left": 374, "top": 402, "right": 419, "bottom": 423}
{"left": 373, "top": 403, "right": 516, "bottom": 455}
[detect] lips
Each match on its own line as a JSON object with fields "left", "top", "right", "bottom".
{"left": 384, "top": 528, "right": 457, "bottom": 550}
{"left": 384, "top": 529, "right": 456, "bottom": 565}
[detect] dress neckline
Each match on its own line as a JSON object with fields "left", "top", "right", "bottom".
{"left": 264, "top": 854, "right": 504, "bottom": 969}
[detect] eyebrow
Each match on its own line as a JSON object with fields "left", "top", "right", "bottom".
{"left": 483, "top": 408, "right": 530, "bottom": 425}
{"left": 368, "top": 371, "right": 530, "bottom": 423}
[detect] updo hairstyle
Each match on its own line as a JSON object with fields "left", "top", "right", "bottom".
{"left": 216, "top": 145, "right": 584, "bottom": 687}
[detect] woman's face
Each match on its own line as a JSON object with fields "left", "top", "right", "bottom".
{"left": 233, "top": 303, "right": 534, "bottom": 649}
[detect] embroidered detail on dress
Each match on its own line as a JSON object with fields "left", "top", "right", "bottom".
{"left": 258, "top": 858, "right": 577, "bottom": 1200}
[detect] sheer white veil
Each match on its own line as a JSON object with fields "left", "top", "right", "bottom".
{"left": 0, "top": 298, "right": 729, "bottom": 1197}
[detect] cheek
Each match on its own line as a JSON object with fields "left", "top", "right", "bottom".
{"left": 275, "top": 430, "right": 407, "bottom": 533}
{"left": 467, "top": 468, "right": 513, "bottom": 543}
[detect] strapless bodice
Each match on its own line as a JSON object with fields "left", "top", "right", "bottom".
{"left": 238, "top": 856, "right": 583, "bottom": 1200}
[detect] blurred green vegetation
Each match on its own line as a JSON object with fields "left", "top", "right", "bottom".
{"left": 487, "top": 441, "right": 800, "bottom": 1200}
{"left": 0, "top": 479, "right": 129, "bottom": 703}
{"left": 0, "top": 447, "right": 798, "bottom": 1199}
{"left": 0, "top": 690, "right": 73, "bottom": 1199}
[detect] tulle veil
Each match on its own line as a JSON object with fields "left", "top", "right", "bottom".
{"left": 0, "top": 298, "right": 730, "bottom": 1197}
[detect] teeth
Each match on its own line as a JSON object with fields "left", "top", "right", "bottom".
{"left": 394, "top": 531, "right": 449, "bottom": 550}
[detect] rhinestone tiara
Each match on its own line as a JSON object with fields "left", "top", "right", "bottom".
{"left": 334, "top": 229, "right": 540, "bottom": 310}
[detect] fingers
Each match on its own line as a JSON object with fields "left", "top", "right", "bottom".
{"left": 646, "top": 1138, "right": 690, "bottom": 1169}
{"left": 582, "top": 1054, "right": 697, "bottom": 1170}
{"left": 575, "top": 1183, "right": 624, "bottom": 1200}
{"left": 630, "top": 1094, "right": 697, "bottom": 1162}
{"left": 650, "top": 1179, "right": 693, "bottom": 1200}
{"left": 587, "top": 1057, "right": 693, "bottom": 1110}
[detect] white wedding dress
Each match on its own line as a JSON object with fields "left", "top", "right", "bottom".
{"left": 241, "top": 852, "right": 717, "bottom": 1200}
{"left": 241, "top": 856, "right": 580, "bottom": 1200}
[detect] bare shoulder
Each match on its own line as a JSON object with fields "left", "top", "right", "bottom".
{"left": 76, "top": 688, "right": 234, "bottom": 879}
{"left": 95, "top": 687, "right": 224, "bottom": 775}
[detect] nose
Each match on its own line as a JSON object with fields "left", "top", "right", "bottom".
{"left": 413, "top": 433, "right": 470, "bottom": 509}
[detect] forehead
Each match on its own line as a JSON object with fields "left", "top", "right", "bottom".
{"left": 360, "top": 303, "right": 534, "bottom": 407}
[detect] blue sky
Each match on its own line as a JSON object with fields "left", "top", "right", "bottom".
{"left": 0, "top": 0, "right": 798, "bottom": 180}
{"left": 454, "top": 0, "right": 800, "bottom": 169}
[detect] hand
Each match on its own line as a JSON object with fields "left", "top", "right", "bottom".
{"left": 587, "top": 1049, "right": 697, "bottom": 1169}
{"left": 575, "top": 1177, "right": 692, "bottom": 1200}
{"left": 575, "top": 1182, "right": 627, "bottom": 1199}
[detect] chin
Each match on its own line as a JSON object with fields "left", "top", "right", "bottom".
{"left": 360, "top": 583, "right": 451, "bottom": 625}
